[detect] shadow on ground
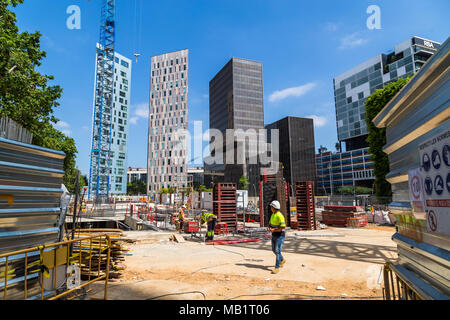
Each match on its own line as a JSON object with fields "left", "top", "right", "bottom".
{"left": 226, "top": 237, "right": 397, "bottom": 264}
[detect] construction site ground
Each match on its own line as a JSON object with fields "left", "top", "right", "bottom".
{"left": 87, "top": 224, "right": 397, "bottom": 300}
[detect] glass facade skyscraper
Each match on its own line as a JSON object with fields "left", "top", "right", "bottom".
{"left": 205, "top": 57, "right": 264, "bottom": 195}
{"left": 265, "top": 117, "right": 316, "bottom": 185}
{"left": 334, "top": 36, "right": 440, "bottom": 151}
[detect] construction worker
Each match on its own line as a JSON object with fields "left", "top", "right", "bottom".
{"left": 178, "top": 205, "right": 186, "bottom": 233}
{"left": 201, "top": 210, "right": 217, "bottom": 241}
{"left": 268, "top": 200, "right": 286, "bottom": 274}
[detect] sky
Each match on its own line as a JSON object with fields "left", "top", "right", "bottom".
{"left": 12, "top": 0, "right": 450, "bottom": 176}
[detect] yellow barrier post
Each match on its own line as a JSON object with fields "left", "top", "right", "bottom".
{"left": 104, "top": 236, "right": 111, "bottom": 300}
{"left": 3, "top": 256, "right": 8, "bottom": 300}
{"left": 24, "top": 252, "right": 28, "bottom": 300}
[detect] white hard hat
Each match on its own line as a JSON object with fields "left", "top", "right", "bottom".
{"left": 182, "top": 205, "right": 186, "bottom": 209}
{"left": 270, "top": 200, "right": 281, "bottom": 210}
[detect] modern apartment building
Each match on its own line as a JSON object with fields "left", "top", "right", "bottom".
{"left": 265, "top": 117, "right": 316, "bottom": 186}
{"left": 127, "top": 167, "right": 147, "bottom": 184}
{"left": 89, "top": 45, "right": 132, "bottom": 198}
{"left": 205, "top": 57, "right": 265, "bottom": 196}
{"left": 147, "top": 49, "right": 189, "bottom": 195}
{"left": 334, "top": 36, "right": 441, "bottom": 151}
{"left": 316, "top": 147, "right": 374, "bottom": 195}
{"left": 187, "top": 166, "right": 204, "bottom": 188}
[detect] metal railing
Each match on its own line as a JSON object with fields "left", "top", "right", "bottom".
{"left": 0, "top": 234, "right": 111, "bottom": 300}
{"left": 383, "top": 263, "right": 422, "bottom": 300}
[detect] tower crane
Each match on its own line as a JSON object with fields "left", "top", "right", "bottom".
{"left": 88, "top": 0, "right": 116, "bottom": 202}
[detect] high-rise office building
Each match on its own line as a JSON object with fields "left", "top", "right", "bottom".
{"left": 334, "top": 36, "right": 441, "bottom": 151}
{"left": 265, "top": 117, "right": 316, "bottom": 185}
{"left": 147, "top": 49, "right": 189, "bottom": 195}
{"left": 205, "top": 57, "right": 264, "bottom": 195}
{"left": 89, "top": 45, "right": 132, "bottom": 197}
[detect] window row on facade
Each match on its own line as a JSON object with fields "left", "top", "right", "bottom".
{"left": 152, "top": 56, "right": 187, "bottom": 70}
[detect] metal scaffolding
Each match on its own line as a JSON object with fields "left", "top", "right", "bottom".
{"left": 88, "top": 0, "right": 116, "bottom": 202}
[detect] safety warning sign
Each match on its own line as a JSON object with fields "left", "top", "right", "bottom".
{"left": 419, "top": 129, "right": 450, "bottom": 235}
{"left": 408, "top": 168, "right": 426, "bottom": 219}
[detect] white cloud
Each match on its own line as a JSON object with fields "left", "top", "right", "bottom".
{"left": 269, "top": 82, "right": 317, "bottom": 103}
{"left": 55, "top": 121, "right": 72, "bottom": 136}
{"left": 306, "top": 115, "right": 328, "bottom": 128}
{"left": 129, "top": 117, "right": 139, "bottom": 125}
{"left": 61, "top": 130, "right": 72, "bottom": 136}
{"left": 130, "top": 103, "right": 149, "bottom": 124}
{"left": 339, "top": 32, "right": 368, "bottom": 49}
{"left": 324, "top": 22, "right": 339, "bottom": 32}
{"left": 55, "top": 121, "right": 70, "bottom": 129}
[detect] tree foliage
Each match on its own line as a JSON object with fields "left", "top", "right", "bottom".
{"left": 0, "top": 0, "right": 80, "bottom": 193}
{"left": 239, "top": 175, "right": 250, "bottom": 190}
{"left": 365, "top": 77, "right": 410, "bottom": 198}
{"left": 337, "top": 186, "right": 373, "bottom": 195}
{"left": 127, "top": 180, "right": 147, "bottom": 195}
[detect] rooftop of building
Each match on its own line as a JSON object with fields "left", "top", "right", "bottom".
{"left": 150, "top": 48, "right": 189, "bottom": 60}
{"left": 333, "top": 36, "right": 442, "bottom": 84}
{"left": 374, "top": 36, "right": 449, "bottom": 128}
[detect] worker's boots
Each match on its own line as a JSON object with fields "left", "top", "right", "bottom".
{"left": 271, "top": 268, "right": 279, "bottom": 274}
{"left": 280, "top": 259, "right": 286, "bottom": 267}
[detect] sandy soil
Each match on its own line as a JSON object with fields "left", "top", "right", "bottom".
{"left": 87, "top": 224, "right": 398, "bottom": 300}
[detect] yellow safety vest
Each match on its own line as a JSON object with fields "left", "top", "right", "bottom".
{"left": 202, "top": 213, "right": 216, "bottom": 222}
{"left": 269, "top": 211, "right": 286, "bottom": 229}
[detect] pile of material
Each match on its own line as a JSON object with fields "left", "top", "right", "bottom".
{"left": 321, "top": 205, "right": 368, "bottom": 228}
{"left": 72, "top": 229, "right": 134, "bottom": 279}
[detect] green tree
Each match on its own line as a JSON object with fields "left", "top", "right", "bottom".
{"left": 0, "top": 0, "right": 80, "bottom": 193}
{"left": 0, "top": 0, "right": 63, "bottom": 132}
{"left": 335, "top": 142, "right": 341, "bottom": 153}
{"left": 127, "top": 180, "right": 147, "bottom": 195}
{"left": 238, "top": 175, "right": 250, "bottom": 190}
{"left": 337, "top": 186, "right": 373, "bottom": 195}
{"left": 365, "top": 77, "right": 410, "bottom": 198}
{"left": 158, "top": 187, "right": 168, "bottom": 204}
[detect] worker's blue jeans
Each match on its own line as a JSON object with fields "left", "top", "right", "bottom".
{"left": 271, "top": 233, "right": 285, "bottom": 268}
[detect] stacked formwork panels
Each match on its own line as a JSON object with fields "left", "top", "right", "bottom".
{"left": 260, "top": 163, "right": 289, "bottom": 227}
{"left": 321, "top": 205, "right": 367, "bottom": 227}
{"left": 295, "top": 181, "right": 316, "bottom": 231}
{"left": 0, "top": 136, "right": 66, "bottom": 299}
{"left": 261, "top": 182, "right": 277, "bottom": 227}
{"left": 213, "top": 183, "right": 237, "bottom": 231}
{"left": 260, "top": 181, "right": 289, "bottom": 228}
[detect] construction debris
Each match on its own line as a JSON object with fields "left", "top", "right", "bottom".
{"left": 71, "top": 229, "right": 134, "bottom": 279}
{"left": 170, "top": 234, "right": 186, "bottom": 243}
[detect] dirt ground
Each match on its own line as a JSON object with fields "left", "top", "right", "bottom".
{"left": 87, "top": 224, "right": 398, "bottom": 300}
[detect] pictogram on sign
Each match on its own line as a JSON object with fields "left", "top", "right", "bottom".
{"left": 427, "top": 210, "right": 437, "bottom": 232}
{"left": 422, "top": 153, "right": 431, "bottom": 172}
{"left": 410, "top": 175, "right": 421, "bottom": 200}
